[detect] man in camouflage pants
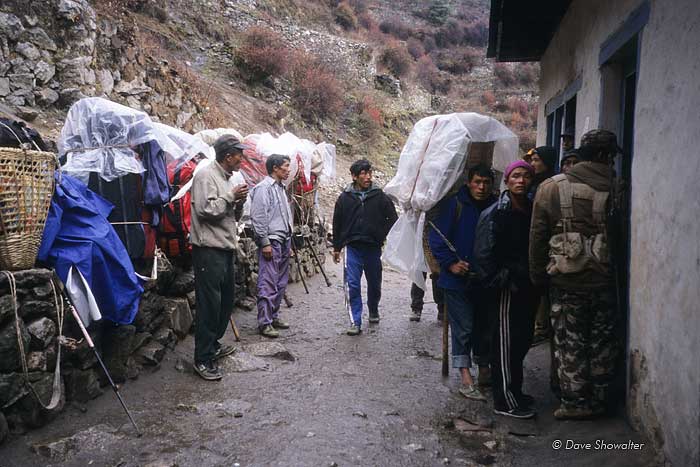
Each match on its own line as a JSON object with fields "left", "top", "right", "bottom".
{"left": 529, "top": 129, "right": 620, "bottom": 420}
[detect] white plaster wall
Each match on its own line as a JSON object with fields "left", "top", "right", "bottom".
{"left": 536, "top": 1, "right": 700, "bottom": 465}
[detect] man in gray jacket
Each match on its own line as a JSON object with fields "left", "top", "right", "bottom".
{"left": 190, "top": 135, "right": 249, "bottom": 381}
{"left": 250, "top": 154, "right": 293, "bottom": 338}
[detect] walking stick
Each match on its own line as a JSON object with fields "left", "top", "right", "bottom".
{"left": 51, "top": 271, "right": 142, "bottom": 437}
{"left": 441, "top": 303, "right": 449, "bottom": 377}
{"left": 291, "top": 243, "right": 309, "bottom": 294}
{"left": 305, "top": 236, "right": 331, "bottom": 287}
{"left": 229, "top": 316, "right": 241, "bottom": 341}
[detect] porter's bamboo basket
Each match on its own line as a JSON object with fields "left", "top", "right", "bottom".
{"left": 0, "top": 147, "right": 56, "bottom": 270}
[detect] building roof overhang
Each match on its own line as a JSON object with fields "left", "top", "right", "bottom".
{"left": 487, "top": 0, "right": 572, "bottom": 62}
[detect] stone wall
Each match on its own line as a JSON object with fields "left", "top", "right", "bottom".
{"left": 0, "top": 267, "right": 194, "bottom": 444}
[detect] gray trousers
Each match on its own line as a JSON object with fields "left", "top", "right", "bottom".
{"left": 193, "top": 246, "right": 235, "bottom": 364}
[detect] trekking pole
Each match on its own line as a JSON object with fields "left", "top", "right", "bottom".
{"left": 291, "top": 243, "right": 309, "bottom": 294}
{"left": 427, "top": 221, "right": 478, "bottom": 279}
{"left": 51, "top": 271, "right": 142, "bottom": 437}
{"left": 305, "top": 236, "right": 331, "bottom": 287}
{"left": 229, "top": 316, "right": 241, "bottom": 341}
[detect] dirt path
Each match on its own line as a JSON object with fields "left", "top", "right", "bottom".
{"left": 0, "top": 257, "right": 657, "bottom": 467}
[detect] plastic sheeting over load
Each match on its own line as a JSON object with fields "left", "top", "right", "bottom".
{"left": 382, "top": 113, "right": 519, "bottom": 289}
{"left": 59, "top": 97, "right": 208, "bottom": 182}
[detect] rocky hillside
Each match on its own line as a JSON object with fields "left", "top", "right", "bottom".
{"left": 0, "top": 0, "right": 538, "bottom": 180}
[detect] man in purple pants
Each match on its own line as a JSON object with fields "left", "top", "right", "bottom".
{"left": 250, "top": 154, "right": 293, "bottom": 338}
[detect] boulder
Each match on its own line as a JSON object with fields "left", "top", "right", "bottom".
{"left": 96, "top": 69, "right": 114, "bottom": 95}
{"left": 58, "top": 87, "right": 86, "bottom": 107}
{"left": 34, "top": 61, "right": 56, "bottom": 84}
{"left": 0, "top": 318, "right": 30, "bottom": 372}
{"left": 22, "top": 27, "right": 57, "bottom": 52}
{"left": 26, "top": 318, "right": 56, "bottom": 349}
{"left": 375, "top": 74, "right": 402, "bottom": 97}
{"left": 15, "top": 42, "right": 41, "bottom": 61}
{"left": 153, "top": 326, "right": 176, "bottom": 349}
{"left": 31, "top": 424, "right": 123, "bottom": 461}
{"left": 26, "top": 350, "right": 47, "bottom": 371}
{"left": 137, "top": 341, "right": 166, "bottom": 366}
{"left": 8, "top": 73, "right": 35, "bottom": 91}
{"left": 131, "top": 331, "right": 151, "bottom": 351}
{"left": 4, "top": 372, "right": 64, "bottom": 429}
{"left": 0, "top": 12, "right": 24, "bottom": 41}
{"left": 0, "top": 78, "right": 10, "bottom": 97}
{"left": 20, "top": 300, "right": 57, "bottom": 322}
{"left": 36, "top": 88, "right": 60, "bottom": 106}
{"left": 16, "top": 106, "right": 39, "bottom": 122}
{"left": 0, "top": 372, "right": 27, "bottom": 408}
{"left": 134, "top": 292, "right": 166, "bottom": 333}
{"left": 0, "top": 294, "right": 14, "bottom": 325}
{"left": 64, "top": 368, "right": 102, "bottom": 403}
{"left": 101, "top": 324, "right": 135, "bottom": 384}
{"left": 162, "top": 298, "right": 192, "bottom": 339}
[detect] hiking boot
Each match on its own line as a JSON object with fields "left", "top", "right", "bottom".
{"left": 260, "top": 324, "right": 280, "bottom": 338}
{"left": 409, "top": 310, "right": 422, "bottom": 322}
{"left": 477, "top": 366, "right": 491, "bottom": 387}
{"left": 458, "top": 385, "right": 487, "bottom": 402}
{"left": 553, "top": 406, "right": 596, "bottom": 420}
{"left": 494, "top": 406, "right": 536, "bottom": 419}
{"left": 368, "top": 313, "right": 380, "bottom": 324}
{"left": 193, "top": 361, "right": 222, "bottom": 381}
{"left": 346, "top": 324, "right": 362, "bottom": 336}
{"left": 213, "top": 344, "right": 237, "bottom": 360}
{"left": 272, "top": 318, "right": 290, "bottom": 329}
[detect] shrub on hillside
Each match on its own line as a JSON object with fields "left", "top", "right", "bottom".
{"left": 517, "top": 62, "right": 539, "bottom": 85}
{"left": 335, "top": 2, "right": 358, "bottom": 30}
{"left": 379, "top": 18, "right": 413, "bottom": 40}
{"left": 463, "top": 19, "right": 489, "bottom": 46}
{"left": 441, "top": 19, "right": 464, "bottom": 46}
{"left": 494, "top": 63, "right": 517, "bottom": 86}
{"left": 236, "top": 27, "right": 288, "bottom": 82}
{"left": 506, "top": 97, "right": 529, "bottom": 118}
{"left": 434, "top": 48, "right": 479, "bottom": 75}
{"left": 406, "top": 38, "right": 425, "bottom": 59}
{"left": 416, "top": 55, "right": 451, "bottom": 94}
{"left": 380, "top": 42, "right": 413, "bottom": 78}
{"left": 348, "top": 0, "right": 368, "bottom": 14}
{"left": 481, "top": 90, "right": 496, "bottom": 107}
{"left": 357, "top": 11, "right": 375, "bottom": 30}
{"left": 288, "top": 53, "right": 344, "bottom": 120}
{"left": 422, "top": 35, "right": 437, "bottom": 53}
{"left": 356, "top": 94, "right": 384, "bottom": 138}
{"left": 427, "top": 0, "right": 450, "bottom": 25}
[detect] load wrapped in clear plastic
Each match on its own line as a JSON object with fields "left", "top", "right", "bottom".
{"left": 241, "top": 132, "right": 320, "bottom": 188}
{"left": 382, "top": 112, "right": 519, "bottom": 288}
{"left": 58, "top": 97, "right": 194, "bottom": 182}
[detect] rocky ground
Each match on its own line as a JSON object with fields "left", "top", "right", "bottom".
{"left": 0, "top": 257, "right": 658, "bottom": 467}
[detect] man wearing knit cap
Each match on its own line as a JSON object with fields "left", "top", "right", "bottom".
{"left": 474, "top": 160, "right": 539, "bottom": 419}
{"left": 529, "top": 129, "right": 620, "bottom": 420}
{"left": 190, "top": 134, "right": 249, "bottom": 381}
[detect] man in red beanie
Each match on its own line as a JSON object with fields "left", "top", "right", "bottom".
{"left": 474, "top": 160, "right": 540, "bottom": 419}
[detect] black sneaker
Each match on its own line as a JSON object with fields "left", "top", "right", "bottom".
{"left": 409, "top": 310, "right": 421, "bottom": 322}
{"left": 494, "top": 406, "right": 536, "bottom": 419}
{"left": 213, "top": 344, "right": 237, "bottom": 360}
{"left": 368, "top": 314, "right": 380, "bottom": 324}
{"left": 193, "top": 361, "right": 222, "bottom": 381}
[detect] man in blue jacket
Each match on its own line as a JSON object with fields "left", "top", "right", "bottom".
{"left": 428, "top": 165, "right": 496, "bottom": 401}
{"left": 332, "top": 159, "right": 398, "bottom": 336}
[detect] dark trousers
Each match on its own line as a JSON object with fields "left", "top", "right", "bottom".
{"left": 472, "top": 288, "right": 498, "bottom": 367}
{"left": 491, "top": 285, "right": 539, "bottom": 410}
{"left": 193, "top": 245, "right": 235, "bottom": 364}
{"left": 410, "top": 272, "right": 445, "bottom": 312}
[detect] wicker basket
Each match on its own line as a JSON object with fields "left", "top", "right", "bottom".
{"left": 0, "top": 147, "right": 57, "bottom": 271}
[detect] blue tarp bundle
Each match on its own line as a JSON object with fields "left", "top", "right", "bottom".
{"left": 38, "top": 174, "right": 143, "bottom": 325}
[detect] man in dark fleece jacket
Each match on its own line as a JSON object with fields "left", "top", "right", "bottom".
{"left": 475, "top": 160, "right": 540, "bottom": 419}
{"left": 332, "top": 159, "right": 398, "bottom": 335}
{"left": 428, "top": 165, "right": 496, "bottom": 402}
